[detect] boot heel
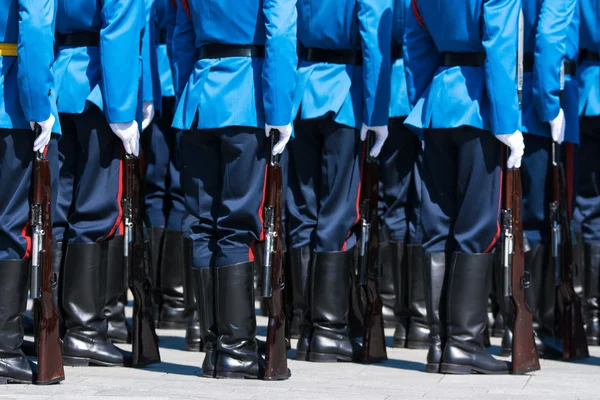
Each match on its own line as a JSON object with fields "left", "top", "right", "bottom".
{"left": 308, "top": 352, "right": 351, "bottom": 363}
{"left": 63, "top": 356, "right": 91, "bottom": 367}
{"left": 425, "top": 362, "right": 440, "bottom": 373}
{"left": 295, "top": 350, "right": 308, "bottom": 361}
{"left": 440, "top": 363, "right": 473, "bottom": 374}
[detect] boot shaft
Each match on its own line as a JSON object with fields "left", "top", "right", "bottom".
{"left": 311, "top": 250, "right": 351, "bottom": 329}
{"left": 0, "top": 260, "right": 29, "bottom": 354}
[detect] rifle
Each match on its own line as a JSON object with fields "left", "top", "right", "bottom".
{"left": 122, "top": 153, "right": 161, "bottom": 367}
{"left": 501, "top": 152, "right": 540, "bottom": 374}
{"left": 30, "top": 124, "right": 65, "bottom": 385}
{"left": 261, "top": 131, "right": 291, "bottom": 381}
{"left": 358, "top": 131, "right": 387, "bottom": 364}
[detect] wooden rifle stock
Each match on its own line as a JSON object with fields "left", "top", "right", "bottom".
{"left": 358, "top": 131, "right": 387, "bottom": 364}
{"left": 123, "top": 154, "right": 161, "bottom": 367}
{"left": 502, "top": 157, "right": 539, "bottom": 374}
{"left": 262, "top": 131, "right": 291, "bottom": 381}
{"left": 31, "top": 124, "right": 65, "bottom": 385}
{"left": 550, "top": 142, "right": 588, "bottom": 360}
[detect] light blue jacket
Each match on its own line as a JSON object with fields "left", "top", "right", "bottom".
{"left": 522, "top": 0, "right": 579, "bottom": 144}
{"left": 578, "top": 0, "right": 600, "bottom": 117}
{"left": 390, "top": 0, "right": 409, "bottom": 119}
{"left": 0, "top": 0, "right": 60, "bottom": 134}
{"left": 404, "top": 0, "right": 520, "bottom": 137}
{"left": 172, "top": 0, "right": 298, "bottom": 130}
{"left": 293, "top": 0, "right": 393, "bottom": 129}
{"left": 54, "top": 0, "right": 144, "bottom": 124}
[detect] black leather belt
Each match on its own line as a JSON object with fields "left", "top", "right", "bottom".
{"left": 392, "top": 45, "right": 403, "bottom": 61}
{"left": 442, "top": 52, "right": 486, "bottom": 67}
{"left": 523, "top": 54, "right": 577, "bottom": 75}
{"left": 580, "top": 49, "right": 600, "bottom": 63}
{"left": 305, "top": 48, "right": 363, "bottom": 65}
{"left": 56, "top": 32, "right": 100, "bottom": 47}
{"left": 198, "top": 44, "right": 265, "bottom": 59}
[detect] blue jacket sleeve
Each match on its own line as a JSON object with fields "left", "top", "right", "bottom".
{"left": 403, "top": 0, "right": 440, "bottom": 108}
{"left": 142, "top": 0, "right": 154, "bottom": 103}
{"left": 533, "top": 0, "right": 577, "bottom": 122}
{"left": 482, "top": 0, "right": 520, "bottom": 135}
{"left": 17, "top": 0, "right": 55, "bottom": 123}
{"left": 172, "top": 0, "right": 196, "bottom": 102}
{"left": 100, "top": 0, "right": 143, "bottom": 124}
{"left": 357, "top": 0, "right": 393, "bottom": 127}
{"left": 262, "top": 0, "right": 298, "bottom": 127}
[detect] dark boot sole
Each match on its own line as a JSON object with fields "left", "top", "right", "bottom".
{"left": 308, "top": 352, "right": 352, "bottom": 363}
{"left": 426, "top": 363, "right": 440, "bottom": 373}
{"left": 295, "top": 350, "right": 309, "bottom": 361}
{"left": 0, "top": 376, "right": 32, "bottom": 384}
{"left": 108, "top": 337, "right": 131, "bottom": 345}
{"left": 406, "top": 340, "right": 429, "bottom": 350}
{"left": 63, "top": 356, "right": 124, "bottom": 367}
{"left": 158, "top": 321, "right": 186, "bottom": 330}
{"left": 215, "top": 371, "right": 259, "bottom": 379}
{"left": 440, "top": 363, "right": 508, "bottom": 375}
{"left": 186, "top": 341, "right": 202, "bottom": 352}
{"left": 391, "top": 339, "right": 406, "bottom": 348}
{"left": 201, "top": 369, "right": 215, "bottom": 378}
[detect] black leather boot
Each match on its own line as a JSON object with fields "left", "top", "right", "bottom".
{"left": 308, "top": 250, "right": 360, "bottom": 362}
{"left": 214, "top": 262, "right": 261, "bottom": 379}
{"left": 183, "top": 237, "right": 201, "bottom": 351}
{"left": 378, "top": 238, "right": 396, "bottom": 322}
{"left": 290, "top": 247, "right": 312, "bottom": 360}
{"left": 192, "top": 267, "right": 217, "bottom": 377}
{"left": 423, "top": 252, "right": 447, "bottom": 373}
{"left": 495, "top": 249, "right": 513, "bottom": 357}
{"left": 406, "top": 244, "right": 429, "bottom": 349}
{"left": 148, "top": 227, "right": 164, "bottom": 324}
{"left": 61, "top": 243, "right": 127, "bottom": 366}
{"left": 584, "top": 243, "right": 600, "bottom": 346}
{"left": 0, "top": 260, "right": 34, "bottom": 384}
{"left": 52, "top": 241, "right": 65, "bottom": 338}
{"left": 391, "top": 241, "right": 408, "bottom": 348}
{"left": 159, "top": 230, "right": 186, "bottom": 329}
{"left": 104, "top": 235, "right": 131, "bottom": 344}
{"left": 440, "top": 253, "right": 509, "bottom": 375}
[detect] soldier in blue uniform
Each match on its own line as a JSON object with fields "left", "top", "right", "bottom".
{"left": 287, "top": 0, "right": 392, "bottom": 364}
{"left": 381, "top": 0, "right": 427, "bottom": 351}
{"left": 498, "top": 0, "right": 579, "bottom": 357}
{"left": 172, "top": 0, "right": 297, "bottom": 379}
{"left": 405, "top": 0, "right": 524, "bottom": 374}
{"left": 53, "top": 0, "right": 143, "bottom": 366}
{"left": 574, "top": 0, "right": 600, "bottom": 346}
{"left": 141, "top": 0, "right": 198, "bottom": 348}
{"left": 0, "top": 0, "right": 59, "bottom": 384}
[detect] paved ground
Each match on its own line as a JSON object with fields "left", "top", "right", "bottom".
{"left": 4, "top": 304, "right": 600, "bottom": 400}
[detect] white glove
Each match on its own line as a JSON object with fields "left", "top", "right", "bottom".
{"left": 30, "top": 114, "right": 55, "bottom": 152}
{"left": 110, "top": 121, "right": 140, "bottom": 157}
{"left": 549, "top": 109, "right": 565, "bottom": 144}
{"left": 265, "top": 123, "right": 292, "bottom": 155}
{"left": 496, "top": 130, "right": 525, "bottom": 169}
{"left": 360, "top": 124, "right": 388, "bottom": 157}
{"left": 141, "top": 101, "right": 155, "bottom": 131}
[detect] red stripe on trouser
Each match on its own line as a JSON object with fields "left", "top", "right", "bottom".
{"left": 342, "top": 142, "right": 365, "bottom": 252}
{"left": 21, "top": 222, "right": 32, "bottom": 260}
{"left": 411, "top": 0, "right": 427, "bottom": 29}
{"left": 484, "top": 147, "right": 504, "bottom": 254}
{"left": 101, "top": 149, "right": 124, "bottom": 242}
{"left": 251, "top": 164, "right": 269, "bottom": 263}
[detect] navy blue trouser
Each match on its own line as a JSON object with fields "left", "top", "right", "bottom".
{"left": 575, "top": 116, "right": 600, "bottom": 244}
{"left": 378, "top": 118, "right": 422, "bottom": 244}
{"left": 141, "top": 97, "right": 185, "bottom": 231}
{"left": 421, "top": 127, "right": 502, "bottom": 254}
{"left": 181, "top": 127, "right": 267, "bottom": 269}
{"left": 287, "top": 117, "right": 362, "bottom": 252}
{"left": 0, "top": 130, "right": 59, "bottom": 260}
{"left": 54, "top": 107, "right": 122, "bottom": 244}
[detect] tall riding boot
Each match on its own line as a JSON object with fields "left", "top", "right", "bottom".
{"left": 0, "top": 260, "right": 34, "bottom": 384}
{"left": 440, "top": 253, "right": 509, "bottom": 374}
{"left": 406, "top": 244, "right": 429, "bottom": 349}
{"left": 192, "top": 267, "right": 217, "bottom": 377}
{"left": 290, "top": 247, "right": 312, "bottom": 360}
{"left": 148, "top": 227, "right": 164, "bottom": 324}
{"left": 104, "top": 235, "right": 131, "bottom": 344}
{"left": 215, "top": 262, "right": 261, "bottom": 379}
{"left": 52, "top": 241, "right": 65, "bottom": 338}
{"left": 378, "top": 238, "right": 396, "bottom": 322}
{"left": 183, "top": 237, "right": 201, "bottom": 351}
{"left": 527, "top": 244, "right": 552, "bottom": 356}
{"left": 61, "top": 243, "right": 126, "bottom": 366}
{"left": 584, "top": 243, "right": 600, "bottom": 346}
{"left": 423, "top": 252, "right": 447, "bottom": 373}
{"left": 390, "top": 241, "right": 409, "bottom": 347}
{"left": 159, "top": 231, "right": 186, "bottom": 329}
{"left": 309, "top": 250, "right": 360, "bottom": 362}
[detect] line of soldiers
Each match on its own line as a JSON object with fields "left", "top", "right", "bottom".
{"left": 0, "top": 0, "right": 599, "bottom": 385}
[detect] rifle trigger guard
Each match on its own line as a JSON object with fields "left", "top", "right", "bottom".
{"left": 522, "top": 271, "right": 531, "bottom": 289}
